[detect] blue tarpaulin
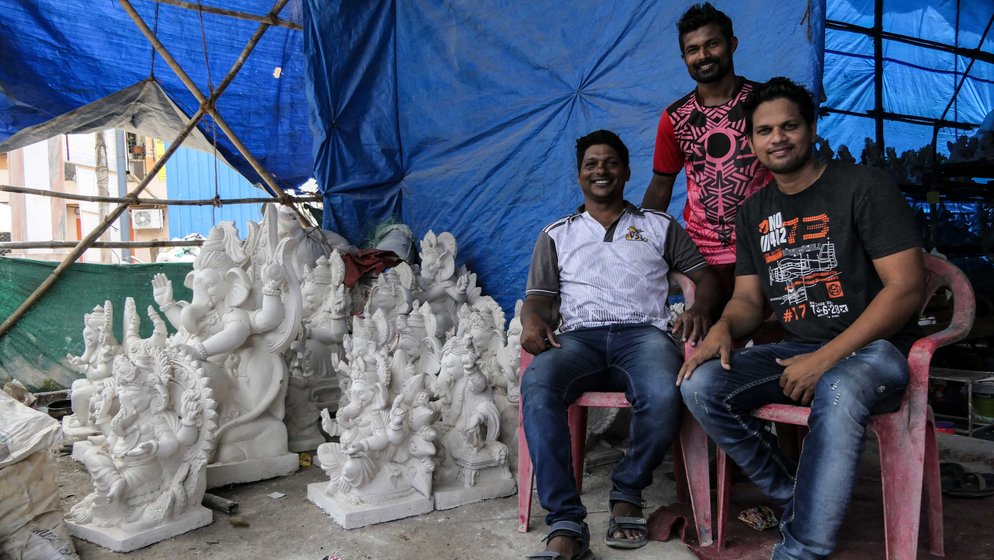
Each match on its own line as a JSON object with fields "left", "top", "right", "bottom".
{"left": 823, "top": 0, "right": 994, "bottom": 156}
{"left": 2, "top": 0, "right": 992, "bottom": 317}
{"left": 304, "top": 0, "right": 825, "bottom": 313}
{"left": 0, "top": 0, "right": 311, "bottom": 190}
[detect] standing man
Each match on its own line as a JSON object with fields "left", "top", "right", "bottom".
{"left": 644, "top": 3, "right": 771, "bottom": 298}
{"left": 679, "top": 78, "right": 925, "bottom": 560}
{"left": 522, "top": 130, "right": 718, "bottom": 559}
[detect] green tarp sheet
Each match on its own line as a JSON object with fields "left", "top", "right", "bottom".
{"left": 0, "top": 257, "right": 193, "bottom": 390}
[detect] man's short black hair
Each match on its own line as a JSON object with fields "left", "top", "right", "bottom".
{"left": 575, "top": 130, "right": 630, "bottom": 170}
{"left": 743, "top": 77, "right": 816, "bottom": 135}
{"left": 678, "top": 3, "right": 734, "bottom": 50}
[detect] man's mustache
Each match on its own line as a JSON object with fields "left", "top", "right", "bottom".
{"left": 695, "top": 57, "right": 719, "bottom": 70}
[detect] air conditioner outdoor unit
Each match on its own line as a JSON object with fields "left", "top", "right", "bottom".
{"left": 131, "top": 208, "right": 163, "bottom": 230}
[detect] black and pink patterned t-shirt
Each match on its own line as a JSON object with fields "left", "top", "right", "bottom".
{"left": 652, "top": 78, "right": 771, "bottom": 265}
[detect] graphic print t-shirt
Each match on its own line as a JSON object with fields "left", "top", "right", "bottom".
{"left": 653, "top": 78, "right": 771, "bottom": 265}
{"left": 735, "top": 162, "right": 922, "bottom": 352}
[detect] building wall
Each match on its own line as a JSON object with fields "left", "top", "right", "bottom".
{"left": 4, "top": 131, "right": 168, "bottom": 263}
{"left": 2, "top": 132, "right": 269, "bottom": 264}
{"left": 165, "top": 146, "right": 265, "bottom": 240}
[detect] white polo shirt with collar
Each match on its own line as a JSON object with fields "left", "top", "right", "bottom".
{"left": 526, "top": 201, "right": 707, "bottom": 333}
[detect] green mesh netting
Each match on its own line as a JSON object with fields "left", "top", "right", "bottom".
{"left": 0, "top": 257, "right": 193, "bottom": 390}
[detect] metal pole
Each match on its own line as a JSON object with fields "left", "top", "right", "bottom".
{"left": 872, "top": 0, "right": 885, "bottom": 156}
{"left": 0, "top": 240, "right": 204, "bottom": 250}
{"left": 115, "top": 129, "right": 132, "bottom": 262}
{"left": 0, "top": 184, "right": 320, "bottom": 206}
{"left": 938, "top": 14, "right": 994, "bottom": 124}
{"left": 823, "top": 20, "right": 994, "bottom": 65}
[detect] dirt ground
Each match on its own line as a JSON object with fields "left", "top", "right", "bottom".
{"left": 57, "top": 451, "right": 698, "bottom": 560}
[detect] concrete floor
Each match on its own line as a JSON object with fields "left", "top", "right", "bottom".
{"left": 53, "top": 428, "right": 994, "bottom": 559}
{"left": 58, "top": 451, "right": 699, "bottom": 560}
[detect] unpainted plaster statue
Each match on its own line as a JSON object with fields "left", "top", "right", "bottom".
{"left": 413, "top": 231, "right": 482, "bottom": 337}
{"left": 388, "top": 301, "right": 441, "bottom": 394}
{"left": 68, "top": 305, "right": 216, "bottom": 542}
{"left": 493, "top": 300, "right": 523, "bottom": 465}
{"left": 64, "top": 301, "right": 122, "bottom": 440}
{"left": 494, "top": 299, "right": 523, "bottom": 404}
{"left": 366, "top": 262, "right": 415, "bottom": 321}
{"left": 274, "top": 205, "right": 355, "bottom": 277}
{"left": 431, "top": 334, "right": 509, "bottom": 487}
{"left": 151, "top": 220, "right": 299, "bottom": 466}
{"left": 316, "top": 362, "right": 437, "bottom": 505}
{"left": 285, "top": 251, "right": 352, "bottom": 451}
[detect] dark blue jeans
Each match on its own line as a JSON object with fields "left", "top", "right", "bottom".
{"left": 680, "top": 339, "right": 908, "bottom": 560}
{"left": 521, "top": 324, "right": 684, "bottom": 527}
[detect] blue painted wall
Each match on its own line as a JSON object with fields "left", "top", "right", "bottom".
{"left": 165, "top": 146, "right": 265, "bottom": 239}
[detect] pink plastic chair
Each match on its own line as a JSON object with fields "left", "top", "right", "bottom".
{"left": 516, "top": 273, "right": 715, "bottom": 546}
{"left": 714, "top": 252, "right": 975, "bottom": 558}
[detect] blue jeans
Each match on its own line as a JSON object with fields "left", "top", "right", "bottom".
{"left": 521, "top": 324, "right": 684, "bottom": 527}
{"left": 680, "top": 340, "right": 908, "bottom": 560}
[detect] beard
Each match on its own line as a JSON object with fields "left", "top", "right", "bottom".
{"left": 689, "top": 57, "right": 730, "bottom": 84}
{"left": 763, "top": 142, "right": 814, "bottom": 174}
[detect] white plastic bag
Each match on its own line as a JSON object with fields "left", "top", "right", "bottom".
{"left": 0, "top": 391, "right": 77, "bottom": 560}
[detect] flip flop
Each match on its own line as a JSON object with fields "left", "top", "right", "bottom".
{"left": 939, "top": 461, "right": 966, "bottom": 494}
{"left": 945, "top": 471, "right": 994, "bottom": 498}
{"left": 605, "top": 515, "right": 648, "bottom": 549}
{"left": 527, "top": 521, "right": 593, "bottom": 560}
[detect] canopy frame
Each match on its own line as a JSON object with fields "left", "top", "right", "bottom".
{"left": 0, "top": 0, "right": 295, "bottom": 338}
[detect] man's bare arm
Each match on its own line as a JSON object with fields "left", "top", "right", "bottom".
{"left": 671, "top": 266, "right": 721, "bottom": 344}
{"left": 677, "top": 274, "right": 766, "bottom": 384}
{"left": 779, "top": 248, "right": 925, "bottom": 403}
{"left": 641, "top": 174, "right": 677, "bottom": 211}
{"left": 520, "top": 294, "right": 561, "bottom": 355}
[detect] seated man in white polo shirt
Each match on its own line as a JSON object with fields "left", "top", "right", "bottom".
{"left": 521, "top": 129, "right": 719, "bottom": 560}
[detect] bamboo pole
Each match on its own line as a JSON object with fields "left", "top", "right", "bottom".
{"left": 152, "top": 0, "right": 302, "bottom": 30}
{"left": 0, "top": 107, "right": 207, "bottom": 337}
{"left": 1, "top": 240, "right": 203, "bottom": 250}
{"left": 122, "top": 0, "right": 316, "bottom": 230}
{"left": 0, "top": 1, "right": 281, "bottom": 339}
{"left": 0, "top": 184, "right": 320, "bottom": 206}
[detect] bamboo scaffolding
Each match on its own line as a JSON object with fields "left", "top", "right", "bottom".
{"left": 0, "top": 1, "right": 284, "bottom": 338}
{"left": 152, "top": 0, "right": 302, "bottom": 30}
{"left": 1, "top": 240, "right": 203, "bottom": 250}
{"left": 0, "top": 184, "right": 321, "bottom": 206}
{"left": 120, "top": 0, "right": 311, "bottom": 229}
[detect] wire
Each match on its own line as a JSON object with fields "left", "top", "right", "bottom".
{"left": 196, "top": 0, "right": 214, "bottom": 92}
{"left": 149, "top": 2, "right": 159, "bottom": 78}
{"left": 195, "top": 0, "right": 221, "bottom": 226}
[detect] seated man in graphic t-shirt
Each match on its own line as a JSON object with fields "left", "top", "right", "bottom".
{"left": 680, "top": 78, "right": 925, "bottom": 560}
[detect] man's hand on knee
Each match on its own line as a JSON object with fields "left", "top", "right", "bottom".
{"left": 777, "top": 350, "right": 839, "bottom": 404}
{"left": 521, "top": 320, "right": 560, "bottom": 355}
{"left": 520, "top": 295, "right": 562, "bottom": 355}
{"left": 677, "top": 322, "right": 732, "bottom": 385}
{"left": 671, "top": 305, "right": 711, "bottom": 345}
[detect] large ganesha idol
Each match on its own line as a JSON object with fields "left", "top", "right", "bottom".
{"left": 150, "top": 219, "right": 300, "bottom": 486}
